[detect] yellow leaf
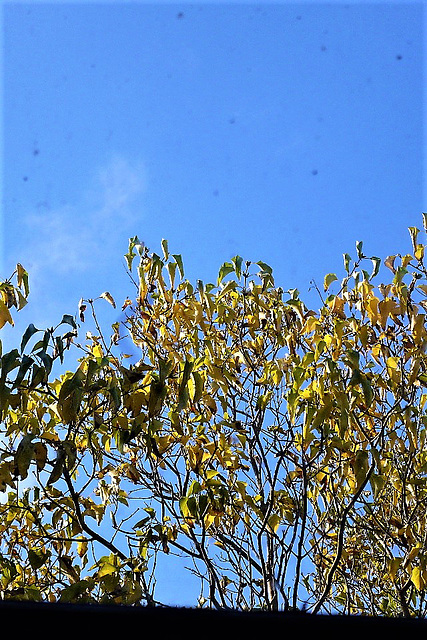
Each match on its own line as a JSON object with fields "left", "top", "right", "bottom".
{"left": 401, "top": 254, "right": 413, "bottom": 268}
{"left": 267, "top": 513, "right": 281, "bottom": 533}
{"left": 415, "top": 244, "right": 424, "bottom": 261}
{"left": 92, "top": 344, "right": 103, "bottom": 358}
{"left": 100, "top": 291, "right": 116, "bottom": 308}
{"left": 387, "top": 356, "right": 399, "bottom": 369}
{"left": 388, "top": 557, "right": 402, "bottom": 581}
{"left": 77, "top": 538, "right": 88, "bottom": 558}
{"left": 411, "top": 566, "right": 427, "bottom": 591}
{"left": 330, "top": 296, "right": 346, "bottom": 319}
{"left": 0, "top": 299, "right": 14, "bottom": 329}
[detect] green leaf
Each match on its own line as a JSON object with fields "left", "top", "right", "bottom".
{"left": 13, "top": 354, "right": 34, "bottom": 388}
{"left": 1, "top": 349, "right": 20, "bottom": 376}
{"left": 323, "top": 273, "right": 338, "bottom": 292}
{"left": 360, "top": 373, "right": 373, "bottom": 406}
{"left": 60, "top": 314, "right": 77, "bottom": 330}
{"left": 179, "top": 497, "right": 190, "bottom": 518}
{"left": 178, "top": 359, "right": 194, "bottom": 410}
{"left": 187, "top": 480, "right": 202, "bottom": 496}
{"left": 161, "top": 239, "right": 169, "bottom": 261}
{"left": 343, "top": 253, "right": 352, "bottom": 273}
{"left": 356, "top": 240, "right": 364, "bottom": 259}
{"left": 59, "top": 580, "right": 92, "bottom": 603}
{"left": 172, "top": 254, "right": 185, "bottom": 280}
{"left": 256, "top": 261, "right": 273, "bottom": 275}
{"left": 231, "top": 255, "right": 243, "bottom": 279}
{"left": 370, "top": 473, "right": 386, "bottom": 499}
{"left": 16, "top": 263, "right": 29, "bottom": 297}
{"left": 28, "top": 548, "right": 51, "bottom": 571}
{"left": 354, "top": 449, "right": 369, "bottom": 489}
{"left": 370, "top": 257, "right": 381, "bottom": 279}
{"left": 14, "top": 435, "right": 35, "bottom": 480}
{"left": 217, "top": 262, "right": 234, "bottom": 285}
{"left": 217, "top": 279, "right": 237, "bottom": 301}
{"left": 47, "top": 452, "right": 65, "bottom": 486}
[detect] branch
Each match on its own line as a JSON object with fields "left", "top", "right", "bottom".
{"left": 312, "top": 459, "right": 375, "bottom": 615}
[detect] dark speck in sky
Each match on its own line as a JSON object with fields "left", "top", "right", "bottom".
{"left": 321, "top": 45, "right": 327, "bottom": 51}
{"left": 33, "top": 148, "right": 39, "bottom": 156}
{"left": 312, "top": 169, "right": 318, "bottom": 176}
{"left": 23, "top": 176, "right": 28, "bottom": 181}
{"left": 229, "top": 117, "right": 236, "bottom": 124}
{"left": 177, "top": 12, "right": 184, "bottom": 19}
{"left": 396, "top": 54, "right": 403, "bottom": 60}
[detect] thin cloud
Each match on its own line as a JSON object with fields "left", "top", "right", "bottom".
{"left": 96, "top": 154, "right": 146, "bottom": 216}
{"left": 12, "top": 154, "right": 147, "bottom": 329}
{"left": 23, "top": 154, "right": 146, "bottom": 275}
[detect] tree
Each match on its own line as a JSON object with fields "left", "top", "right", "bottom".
{"left": 2, "top": 220, "right": 427, "bottom": 616}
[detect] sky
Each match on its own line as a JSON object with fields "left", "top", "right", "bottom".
{"left": 0, "top": 0, "right": 425, "bottom": 606}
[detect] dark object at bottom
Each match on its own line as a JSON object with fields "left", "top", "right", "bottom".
{"left": 0, "top": 600, "right": 426, "bottom": 635}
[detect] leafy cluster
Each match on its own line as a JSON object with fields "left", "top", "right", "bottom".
{"left": 2, "top": 221, "right": 427, "bottom": 616}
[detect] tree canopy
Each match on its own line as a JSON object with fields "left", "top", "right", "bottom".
{"left": 2, "top": 220, "right": 427, "bottom": 616}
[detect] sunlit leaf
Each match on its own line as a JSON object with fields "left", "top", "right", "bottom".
{"left": 100, "top": 291, "right": 116, "bottom": 308}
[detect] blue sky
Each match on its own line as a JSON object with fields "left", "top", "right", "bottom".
{"left": 0, "top": 0, "right": 425, "bottom": 605}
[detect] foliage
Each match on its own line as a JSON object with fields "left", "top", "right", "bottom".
{"left": 3, "top": 220, "right": 427, "bottom": 616}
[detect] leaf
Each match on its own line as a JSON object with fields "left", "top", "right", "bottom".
{"left": 343, "top": 253, "right": 352, "bottom": 273}
{"left": 172, "top": 254, "right": 185, "bottom": 280}
{"left": 16, "top": 290, "right": 28, "bottom": 310}
{"left": 33, "top": 442, "right": 48, "bottom": 471}
{"left": 14, "top": 435, "right": 34, "bottom": 480}
{"left": 20, "top": 323, "right": 40, "bottom": 353}
{"left": 179, "top": 497, "right": 191, "bottom": 518}
{"left": 28, "top": 548, "right": 50, "bottom": 571}
{"left": 47, "top": 451, "right": 65, "bottom": 486}
{"left": 257, "top": 261, "right": 273, "bottom": 275}
{"left": 100, "top": 291, "right": 116, "bottom": 308}
{"left": 78, "top": 299, "right": 86, "bottom": 323}
{"left": 16, "top": 263, "right": 29, "bottom": 297}
{"left": 231, "top": 255, "right": 243, "bottom": 279}
{"left": 354, "top": 449, "right": 369, "bottom": 489}
{"left": 267, "top": 513, "right": 281, "bottom": 533}
{"left": 411, "top": 566, "right": 427, "bottom": 591}
{"left": 59, "top": 580, "right": 91, "bottom": 603}
{"left": 217, "top": 279, "right": 237, "bottom": 301}
{"left": 58, "top": 368, "right": 84, "bottom": 423}
{"left": 148, "top": 379, "right": 167, "bottom": 417}
{"left": 60, "top": 314, "right": 77, "bottom": 330}
{"left": 323, "top": 273, "right": 338, "bottom": 292}
{"left": 360, "top": 373, "right": 373, "bottom": 406}
{"left": 408, "top": 226, "right": 420, "bottom": 252}
{"left": 13, "top": 354, "right": 34, "bottom": 388}
{"left": 370, "top": 473, "right": 386, "bottom": 499}
{"left": 356, "top": 240, "right": 364, "bottom": 259}
{"left": 0, "top": 300, "right": 13, "bottom": 329}
{"left": 178, "top": 359, "right": 194, "bottom": 410}
{"left": 161, "top": 239, "right": 169, "bottom": 261}
{"left": 370, "top": 257, "right": 381, "bottom": 279}
{"left": 217, "top": 262, "right": 234, "bottom": 285}
{"left": 1, "top": 349, "right": 20, "bottom": 376}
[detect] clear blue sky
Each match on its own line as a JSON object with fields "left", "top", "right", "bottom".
{"left": 1, "top": 0, "right": 425, "bottom": 605}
